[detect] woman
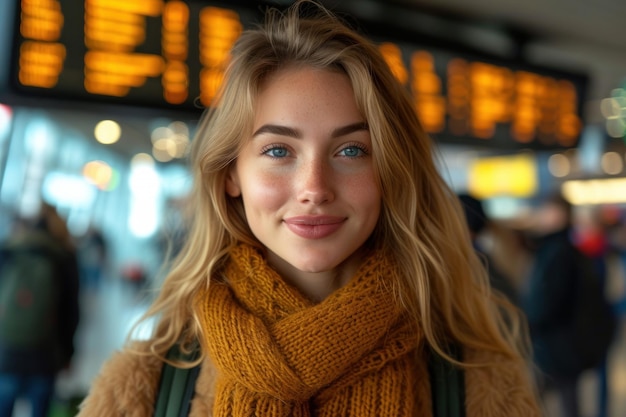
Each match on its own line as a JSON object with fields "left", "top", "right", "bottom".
{"left": 78, "top": 1, "right": 541, "bottom": 415}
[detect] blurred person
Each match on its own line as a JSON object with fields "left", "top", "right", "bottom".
{"left": 521, "top": 191, "right": 616, "bottom": 417}
{"left": 574, "top": 206, "right": 610, "bottom": 287}
{"left": 606, "top": 210, "right": 626, "bottom": 314}
{"left": 575, "top": 206, "right": 621, "bottom": 417}
{"left": 458, "top": 193, "right": 520, "bottom": 306}
{"left": 77, "top": 224, "right": 108, "bottom": 292}
{"left": 78, "top": 2, "right": 540, "bottom": 416}
{"left": 0, "top": 204, "right": 80, "bottom": 417}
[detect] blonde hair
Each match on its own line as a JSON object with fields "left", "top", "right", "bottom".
{"left": 136, "top": 0, "right": 530, "bottom": 368}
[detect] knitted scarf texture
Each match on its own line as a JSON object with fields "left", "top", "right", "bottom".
{"left": 195, "top": 243, "right": 427, "bottom": 416}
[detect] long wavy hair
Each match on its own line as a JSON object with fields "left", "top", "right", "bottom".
{"left": 134, "top": 0, "right": 530, "bottom": 369}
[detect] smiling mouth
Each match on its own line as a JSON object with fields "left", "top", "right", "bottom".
{"left": 283, "top": 216, "right": 346, "bottom": 239}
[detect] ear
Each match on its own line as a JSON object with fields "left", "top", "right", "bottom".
{"left": 225, "top": 165, "right": 241, "bottom": 197}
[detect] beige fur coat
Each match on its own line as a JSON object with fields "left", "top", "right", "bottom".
{"left": 77, "top": 341, "right": 542, "bottom": 416}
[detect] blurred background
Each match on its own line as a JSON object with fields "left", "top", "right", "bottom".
{"left": 0, "top": 0, "right": 625, "bottom": 416}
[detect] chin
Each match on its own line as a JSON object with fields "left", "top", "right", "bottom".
{"left": 290, "top": 259, "right": 338, "bottom": 273}
{"left": 277, "top": 250, "right": 344, "bottom": 273}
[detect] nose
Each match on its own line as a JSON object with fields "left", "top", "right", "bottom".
{"left": 296, "top": 158, "right": 335, "bottom": 205}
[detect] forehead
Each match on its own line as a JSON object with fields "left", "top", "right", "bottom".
{"left": 252, "top": 66, "right": 361, "bottom": 124}
{"left": 258, "top": 65, "right": 351, "bottom": 97}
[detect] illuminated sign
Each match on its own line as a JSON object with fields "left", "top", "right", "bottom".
{"left": 468, "top": 154, "right": 538, "bottom": 198}
{"left": 3, "top": 0, "right": 588, "bottom": 149}
{"left": 377, "top": 42, "right": 586, "bottom": 149}
{"left": 562, "top": 178, "right": 626, "bottom": 205}
{"left": 10, "top": 0, "right": 253, "bottom": 109}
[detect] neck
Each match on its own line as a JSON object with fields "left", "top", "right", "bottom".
{"left": 266, "top": 250, "right": 363, "bottom": 302}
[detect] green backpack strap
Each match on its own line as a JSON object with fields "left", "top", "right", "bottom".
{"left": 429, "top": 344, "right": 466, "bottom": 417}
{"left": 154, "top": 343, "right": 201, "bottom": 417}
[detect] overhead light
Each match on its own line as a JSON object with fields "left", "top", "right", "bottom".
{"left": 94, "top": 119, "right": 121, "bottom": 144}
{"left": 563, "top": 178, "right": 626, "bottom": 205}
{"left": 600, "top": 151, "right": 623, "bottom": 175}
{"left": 600, "top": 88, "right": 626, "bottom": 139}
{"left": 547, "top": 153, "right": 570, "bottom": 178}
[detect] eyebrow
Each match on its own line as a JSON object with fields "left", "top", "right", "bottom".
{"left": 252, "top": 122, "right": 369, "bottom": 139}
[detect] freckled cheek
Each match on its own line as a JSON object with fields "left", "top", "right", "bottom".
{"left": 241, "top": 172, "right": 289, "bottom": 212}
{"left": 341, "top": 173, "right": 381, "bottom": 208}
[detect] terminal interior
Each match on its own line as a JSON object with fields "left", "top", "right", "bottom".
{"left": 1, "top": 0, "right": 626, "bottom": 416}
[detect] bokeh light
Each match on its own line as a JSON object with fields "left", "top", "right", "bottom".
{"left": 94, "top": 119, "right": 121, "bottom": 144}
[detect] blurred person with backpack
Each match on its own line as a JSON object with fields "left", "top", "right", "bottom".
{"left": 458, "top": 193, "right": 521, "bottom": 307}
{"left": 77, "top": 224, "right": 108, "bottom": 293}
{"left": 0, "top": 204, "right": 80, "bottom": 417}
{"left": 521, "top": 191, "right": 617, "bottom": 417}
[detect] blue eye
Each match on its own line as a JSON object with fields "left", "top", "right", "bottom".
{"left": 263, "top": 146, "right": 289, "bottom": 158}
{"left": 339, "top": 145, "right": 366, "bottom": 157}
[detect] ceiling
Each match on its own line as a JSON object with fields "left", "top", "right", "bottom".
{"left": 389, "top": 0, "right": 626, "bottom": 121}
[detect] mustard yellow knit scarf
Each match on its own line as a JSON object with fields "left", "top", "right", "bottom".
{"left": 195, "top": 244, "right": 428, "bottom": 416}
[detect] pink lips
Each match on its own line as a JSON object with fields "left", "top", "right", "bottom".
{"left": 283, "top": 215, "right": 346, "bottom": 239}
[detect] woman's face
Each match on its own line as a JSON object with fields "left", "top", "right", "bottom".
{"left": 226, "top": 66, "right": 381, "bottom": 278}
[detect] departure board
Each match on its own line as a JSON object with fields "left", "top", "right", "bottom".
{"left": 12, "top": 0, "right": 257, "bottom": 109}
{"left": 3, "top": 0, "right": 589, "bottom": 150}
{"left": 376, "top": 41, "right": 586, "bottom": 149}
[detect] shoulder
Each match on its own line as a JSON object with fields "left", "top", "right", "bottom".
{"left": 463, "top": 348, "right": 542, "bottom": 417}
{"left": 78, "top": 342, "right": 219, "bottom": 417}
{"left": 189, "top": 353, "right": 218, "bottom": 417}
{"left": 77, "top": 341, "right": 163, "bottom": 417}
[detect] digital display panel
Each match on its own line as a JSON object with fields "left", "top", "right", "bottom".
{"left": 376, "top": 41, "right": 586, "bottom": 149}
{"left": 4, "top": 0, "right": 589, "bottom": 149}
{"left": 13, "top": 0, "right": 257, "bottom": 109}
